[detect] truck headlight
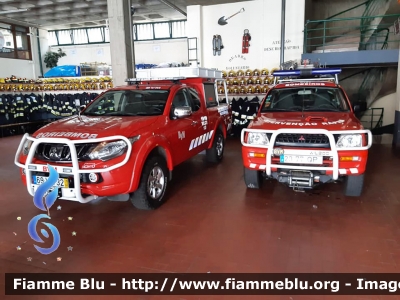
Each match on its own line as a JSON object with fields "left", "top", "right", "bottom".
{"left": 247, "top": 132, "right": 269, "bottom": 145}
{"left": 23, "top": 140, "right": 33, "bottom": 155}
{"left": 87, "top": 136, "right": 140, "bottom": 161}
{"left": 336, "top": 134, "right": 362, "bottom": 148}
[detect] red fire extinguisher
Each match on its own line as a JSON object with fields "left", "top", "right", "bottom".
{"left": 242, "top": 29, "right": 251, "bottom": 54}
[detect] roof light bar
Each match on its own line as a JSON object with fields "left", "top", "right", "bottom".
{"left": 272, "top": 68, "right": 342, "bottom": 77}
{"left": 126, "top": 77, "right": 185, "bottom": 82}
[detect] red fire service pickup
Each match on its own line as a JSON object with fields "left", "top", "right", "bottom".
{"left": 15, "top": 67, "right": 232, "bottom": 210}
{"left": 241, "top": 66, "right": 372, "bottom": 196}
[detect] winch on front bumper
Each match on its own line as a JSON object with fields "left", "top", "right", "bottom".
{"left": 241, "top": 128, "right": 373, "bottom": 191}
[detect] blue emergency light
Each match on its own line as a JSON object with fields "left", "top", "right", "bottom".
{"left": 272, "top": 68, "right": 342, "bottom": 77}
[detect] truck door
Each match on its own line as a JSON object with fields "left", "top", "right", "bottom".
{"left": 166, "top": 88, "right": 203, "bottom": 165}
{"left": 185, "top": 87, "right": 211, "bottom": 153}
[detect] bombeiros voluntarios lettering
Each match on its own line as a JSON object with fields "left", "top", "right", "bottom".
{"left": 35, "top": 132, "right": 98, "bottom": 139}
{"left": 263, "top": 120, "right": 345, "bottom": 126}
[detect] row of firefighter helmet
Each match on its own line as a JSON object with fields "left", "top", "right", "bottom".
{"left": 222, "top": 68, "right": 279, "bottom": 78}
{"left": 0, "top": 82, "right": 113, "bottom": 92}
{"left": 218, "top": 85, "right": 270, "bottom": 94}
{"left": 219, "top": 77, "right": 274, "bottom": 86}
{"left": 0, "top": 76, "right": 113, "bottom": 84}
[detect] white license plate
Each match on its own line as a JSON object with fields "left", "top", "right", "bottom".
{"left": 32, "top": 176, "right": 69, "bottom": 188}
{"left": 280, "top": 155, "right": 323, "bottom": 164}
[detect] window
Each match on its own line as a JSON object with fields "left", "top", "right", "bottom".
{"left": 0, "top": 22, "right": 31, "bottom": 60}
{"left": 186, "top": 88, "right": 201, "bottom": 112}
{"left": 261, "top": 87, "right": 350, "bottom": 112}
{"left": 87, "top": 28, "right": 103, "bottom": 43}
{"left": 203, "top": 83, "right": 218, "bottom": 107}
{"left": 83, "top": 90, "right": 169, "bottom": 116}
{"left": 72, "top": 29, "right": 88, "bottom": 44}
{"left": 47, "top": 20, "right": 187, "bottom": 46}
{"left": 57, "top": 30, "right": 72, "bottom": 45}
{"left": 154, "top": 23, "right": 170, "bottom": 39}
{"left": 172, "top": 90, "right": 190, "bottom": 108}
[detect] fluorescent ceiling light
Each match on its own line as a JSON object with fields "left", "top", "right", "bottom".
{"left": 0, "top": 8, "right": 29, "bottom": 15}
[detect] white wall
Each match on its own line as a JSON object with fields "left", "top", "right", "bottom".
{"left": 51, "top": 38, "right": 188, "bottom": 67}
{"left": 0, "top": 57, "right": 35, "bottom": 79}
{"left": 187, "top": 0, "right": 305, "bottom": 71}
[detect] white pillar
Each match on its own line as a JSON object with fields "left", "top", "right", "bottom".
{"left": 393, "top": 47, "right": 400, "bottom": 146}
{"left": 107, "top": 0, "right": 135, "bottom": 87}
{"left": 187, "top": 5, "right": 203, "bottom": 67}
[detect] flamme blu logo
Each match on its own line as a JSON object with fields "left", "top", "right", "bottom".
{"left": 27, "top": 164, "right": 61, "bottom": 255}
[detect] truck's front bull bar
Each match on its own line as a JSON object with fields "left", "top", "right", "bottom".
{"left": 240, "top": 128, "right": 373, "bottom": 181}
{"left": 14, "top": 133, "right": 133, "bottom": 203}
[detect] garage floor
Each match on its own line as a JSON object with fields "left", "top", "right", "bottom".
{"left": 1, "top": 135, "right": 400, "bottom": 300}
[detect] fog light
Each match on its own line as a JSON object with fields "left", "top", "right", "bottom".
{"left": 88, "top": 173, "right": 98, "bottom": 183}
{"left": 249, "top": 152, "right": 266, "bottom": 158}
{"left": 340, "top": 156, "right": 360, "bottom": 161}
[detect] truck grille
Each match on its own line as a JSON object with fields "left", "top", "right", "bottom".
{"left": 35, "top": 143, "right": 95, "bottom": 162}
{"left": 273, "top": 133, "right": 330, "bottom": 148}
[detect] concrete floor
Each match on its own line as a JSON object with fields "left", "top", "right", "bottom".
{"left": 1, "top": 135, "right": 400, "bottom": 300}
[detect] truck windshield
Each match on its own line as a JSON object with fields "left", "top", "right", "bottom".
{"left": 83, "top": 90, "right": 170, "bottom": 116}
{"left": 261, "top": 87, "right": 350, "bottom": 112}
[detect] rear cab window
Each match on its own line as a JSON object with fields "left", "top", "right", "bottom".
{"left": 203, "top": 83, "right": 218, "bottom": 108}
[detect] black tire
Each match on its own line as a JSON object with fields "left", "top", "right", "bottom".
{"left": 344, "top": 174, "right": 365, "bottom": 197}
{"left": 130, "top": 156, "right": 168, "bottom": 210}
{"left": 206, "top": 129, "right": 224, "bottom": 163}
{"left": 244, "top": 167, "right": 262, "bottom": 189}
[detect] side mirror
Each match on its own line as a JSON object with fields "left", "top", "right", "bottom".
{"left": 80, "top": 105, "right": 86, "bottom": 111}
{"left": 174, "top": 106, "right": 192, "bottom": 118}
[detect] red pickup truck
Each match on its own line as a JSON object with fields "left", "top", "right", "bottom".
{"left": 241, "top": 67, "right": 372, "bottom": 197}
{"left": 15, "top": 67, "right": 231, "bottom": 210}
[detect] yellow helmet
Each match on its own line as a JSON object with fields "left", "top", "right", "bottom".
{"left": 254, "top": 85, "right": 262, "bottom": 93}
{"left": 227, "top": 87, "right": 234, "bottom": 94}
{"left": 0, "top": 84, "right": 4, "bottom": 91}
{"left": 228, "top": 70, "right": 236, "bottom": 77}
{"left": 262, "top": 85, "right": 270, "bottom": 93}
{"left": 232, "top": 78, "right": 239, "bottom": 85}
{"left": 263, "top": 77, "right": 270, "bottom": 85}
{"left": 246, "top": 77, "right": 253, "bottom": 85}
{"left": 253, "top": 69, "right": 260, "bottom": 76}
{"left": 245, "top": 69, "right": 253, "bottom": 76}
{"left": 261, "top": 68, "right": 269, "bottom": 76}
{"left": 239, "top": 86, "right": 248, "bottom": 94}
{"left": 268, "top": 77, "right": 275, "bottom": 84}
{"left": 239, "top": 78, "right": 246, "bottom": 86}
{"left": 247, "top": 86, "right": 255, "bottom": 93}
{"left": 254, "top": 77, "right": 262, "bottom": 85}
{"left": 222, "top": 71, "right": 227, "bottom": 78}
{"left": 237, "top": 70, "right": 244, "bottom": 77}
{"left": 226, "top": 79, "right": 233, "bottom": 86}
{"left": 232, "top": 86, "right": 239, "bottom": 94}
{"left": 218, "top": 86, "right": 225, "bottom": 94}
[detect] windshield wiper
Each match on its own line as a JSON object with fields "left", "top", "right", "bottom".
{"left": 103, "top": 112, "right": 139, "bottom": 116}
{"left": 304, "top": 108, "right": 342, "bottom": 112}
{"left": 82, "top": 112, "right": 101, "bottom": 116}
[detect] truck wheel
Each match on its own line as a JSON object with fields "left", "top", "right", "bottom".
{"left": 244, "top": 167, "right": 262, "bottom": 189}
{"left": 206, "top": 129, "right": 224, "bottom": 163}
{"left": 344, "top": 174, "right": 365, "bottom": 197}
{"left": 130, "top": 156, "right": 168, "bottom": 210}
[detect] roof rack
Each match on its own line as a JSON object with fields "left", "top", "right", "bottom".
{"left": 126, "top": 77, "right": 185, "bottom": 85}
{"left": 133, "top": 67, "right": 222, "bottom": 80}
{"left": 272, "top": 68, "right": 342, "bottom": 85}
